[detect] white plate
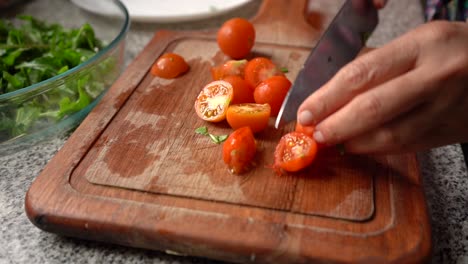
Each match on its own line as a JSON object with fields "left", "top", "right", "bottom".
{"left": 71, "top": 0, "right": 253, "bottom": 23}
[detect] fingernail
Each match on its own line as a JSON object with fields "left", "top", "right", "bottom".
{"left": 313, "top": 130, "right": 325, "bottom": 143}
{"left": 298, "top": 111, "right": 315, "bottom": 126}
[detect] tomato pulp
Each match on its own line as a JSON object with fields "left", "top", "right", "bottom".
{"left": 273, "top": 132, "right": 318, "bottom": 173}
{"left": 194, "top": 80, "right": 233, "bottom": 122}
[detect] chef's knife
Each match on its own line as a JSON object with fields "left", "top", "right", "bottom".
{"left": 275, "top": 0, "right": 379, "bottom": 128}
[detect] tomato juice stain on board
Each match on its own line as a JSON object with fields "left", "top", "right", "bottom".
{"left": 103, "top": 123, "right": 160, "bottom": 178}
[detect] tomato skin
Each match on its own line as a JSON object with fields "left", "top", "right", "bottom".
{"left": 295, "top": 122, "right": 315, "bottom": 137}
{"left": 217, "top": 18, "right": 255, "bottom": 59}
{"left": 244, "top": 57, "right": 283, "bottom": 88}
{"left": 254, "top": 75, "right": 291, "bottom": 116}
{"left": 273, "top": 132, "right": 318, "bottom": 173}
{"left": 223, "top": 75, "right": 254, "bottom": 105}
{"left": 226, "top": 103, "right": 271, "bottom": 133}
{"left": 223, "top": 126, "right": 257, "bottom": 174}
{"left": 211, "top": 59, "right": 247, "bottom": 80}
{"left": 194, "top": 80, "right": 233, "bottom": 122}
{"left": 150, "top": 53, "right": 189, "bottom": 79}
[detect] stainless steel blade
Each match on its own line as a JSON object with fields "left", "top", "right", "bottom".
{"left": 275, "top": 0, "right": 378, "bottom": 128}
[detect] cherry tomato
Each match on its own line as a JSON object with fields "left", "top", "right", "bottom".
{"left": 194, "top": 80, "right": 233, "bottom": 122}
{"left": 223, "top": 126, "right": 257, "bottom": 174}
{"left": 254, "top": 75, "right": 291, "bottom": 116}
{"left": 273, "top": 132, "right": 318, "bottom": 173}
{"left": 226, "top": 103, "right": 271, "bottom": 133}
{"left": 211, "top": 59, "right": 247, "bottom": 80}
{"left": 244, "top": 57, "right": 283, "bottom": 88}
{"left": 150, "top": 53, "right": 189, "bottom": 79}
{"left": 295, "top": 122, "right": 315, "bottom": 137}
{"left": 217, "top": 18, "right": 255, "bottom": 59}
{"left": 223, "top": 75, "right": 254, "bottom": 105}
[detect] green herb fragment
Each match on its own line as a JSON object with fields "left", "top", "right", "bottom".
{"left": 195, "top": 126, "right": 208, "bottom": 135}
{"left": 195, "top": 126, "right": 228, "bottom": 144}
{"left": 280, "top": 67, "right": 289, "bottom": 73}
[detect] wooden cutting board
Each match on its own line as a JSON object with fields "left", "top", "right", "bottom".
{"left": 25, "top": 0, "right": 431, "bottom": 263}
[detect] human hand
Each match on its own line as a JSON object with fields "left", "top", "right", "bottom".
{"left": 373, "top": 0, "right": 387, "bottom": 9}
{"left": 297, "top": 21, "right": 468, "bottom": 154}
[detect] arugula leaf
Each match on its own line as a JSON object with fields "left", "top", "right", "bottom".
{"left": 195, "top": 126, "right": 208, "bottom": 135}
{"left": 0, "top": 16, "right": 113, "bottom": 142}
{"left": 195, "top": 126, "right": 229, "bottom": 144}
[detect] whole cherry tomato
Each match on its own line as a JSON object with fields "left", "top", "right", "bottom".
{"left": 223, "top": 75, "right": 254, "bottom": 105}
{"left": 194, "top": 80, "right": 233, "bottom": 122}
{"left": 244, "top": 57, "right": 283, "bottom": 88}
{"left": 150, "top": 53, "right": 189, "bottom": 79}
{"left": 254, "top": 75, "right": 291, "bottom": 116}
{"left": 273, "top": 132, "right": 318, "bottom": 173}
{"left": 217, "top": 18, "right": 255, "bottom": 59}
{"left": 211, "top": 59, "right": 247, "bottom": 80}
{"left": 226, "top": 103, "right": 271, "bottom": 133}
{"left": 295, "top": 122, "right": 315, "bottom": 137}
{"left": 223, "top": 126, "right": 257, "bottom": 174}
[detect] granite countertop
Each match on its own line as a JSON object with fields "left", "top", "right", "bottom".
{"left": 1, "top": 1, "right": 467, "bottom": 263}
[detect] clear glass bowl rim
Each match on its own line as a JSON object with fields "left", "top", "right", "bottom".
{"left": 0, "top": 0, "right": 130, "bottom": 102}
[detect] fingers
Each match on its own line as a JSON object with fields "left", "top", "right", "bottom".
{"left": 297, "top": 37, "right": 418, "bottom": 127}
{"left": 373, "top": 0, "right": 388, "bottom": 9}
{"left": 343, "top": 104, "right": 430, "bottom": 154}
{"left": 311, "top": 65, "right": 434, "bottom": 146}
{"left": 344, "top": 101, "right": 461, "bottom": 154}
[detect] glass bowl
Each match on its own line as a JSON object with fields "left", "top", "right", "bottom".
{"left": 0, "top": 0, "right": 129, "bottom": 154}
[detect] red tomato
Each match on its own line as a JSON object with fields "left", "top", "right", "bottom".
{"left": 150, "top": 53, "right": 189, "bottom": 79}
{"left": 194, "top": 80, "right": 233, "bottom": 122}
{"left": 223, "top": 126, "right": 257, "bottom": 174}
{"left": 211, "top": 59, "right": 247, "bottom": 80}
{"left": 273, "top": 132, "right": 318, "bottom": 173}
{"left": 295, "top": 122, "right": 315, "bottom": 137}
{"left": 223, "top": 75, "right": 254, "bottom": 104}
{"left": 217, "top": 18, "right": 255, "bottom": 59}
{"left": 244, "top": 57, "right": 283, "bottom": 88}
{"left": 254, "top": 75, "right": 291, "bottom": 116}
{"left": 226, "top": 103, "right": 271, "bottom": 133}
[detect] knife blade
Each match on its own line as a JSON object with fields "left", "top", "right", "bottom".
{"left": 275, "top": 0, "right": 378, "bottom": 128}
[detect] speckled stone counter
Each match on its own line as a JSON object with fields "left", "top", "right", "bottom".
{"left": 1, "top": 1, "right": 467, "bottom": 263}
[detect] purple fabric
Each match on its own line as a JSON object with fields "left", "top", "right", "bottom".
{"left": 425, "top": 0, "right": 468, "bottom": 21}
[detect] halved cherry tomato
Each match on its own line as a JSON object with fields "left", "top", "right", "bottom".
{"left": 295, "top": 122, "right": 315, "bottom": 137}
{"left": 226, "top": 103, "right": 271, "bottom": 133}
{"left": 151, "top": 53, "right": 189, "bottom": 79}
{"left": 244, "top": 57, "right": 283, "bottom": 88}
{"left": 223, "top": 126, "right": 257, "bottom": 174}
{"left": 194, "top": 80, "right": 233, "bottom": 122}
{"left": 211, "top": 59, "right": 247, "bottom": 80}
{"left": 217, "top": 18, "right": 255, "bottom": 59}
{"left": 254, "top": 75, "right": 291, "bottom": 116}
{"left": 273, "top": 132, "right": 318, "bottom": 173}
{"left": 223, "top": 75, "right": 254, "bottom": 104}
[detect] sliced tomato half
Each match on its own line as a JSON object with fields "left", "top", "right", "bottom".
{"left": 223, "top": 126, "right": 257, "bottom": 174}
{"left": 194, "top": 80, "right": 233, "bottom": 122}
{"left": 273, "top": 132, "right": 318, "bottom": 173}
{"left": 226, "top": 103, "right": 271, "bottom": 133}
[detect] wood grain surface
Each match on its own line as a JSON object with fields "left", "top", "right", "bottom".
{"left": 25, "top": 0, "right": 432, "bottom": 263}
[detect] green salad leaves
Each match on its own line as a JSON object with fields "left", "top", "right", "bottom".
{"left": 0, "top": 16, "right": 119, "bottom": 142}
